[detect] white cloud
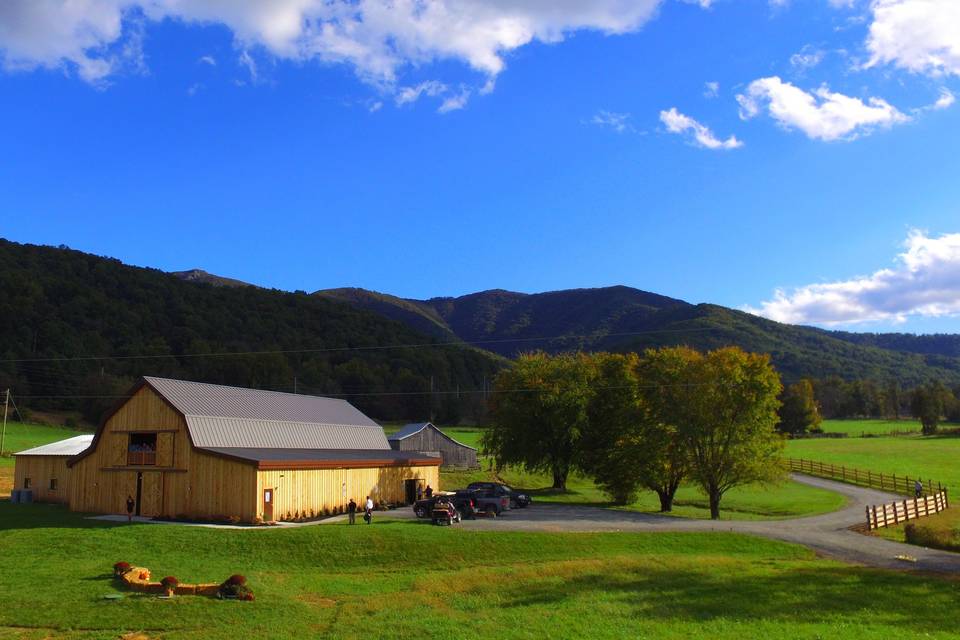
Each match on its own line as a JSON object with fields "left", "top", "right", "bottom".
{"left": 0, "top": 0, "right": 668, "bottom": 92}
{"left": 438, "top": 87, "right": 471, "bottom": 113}
{"left": 368, "top": 100, "right": 383, "bottom": 112}
{"left": 790, "top": 45, "right": 825, "bottom": 70}
{"left": 589, "top": 110, "right": 634, "bottom": 133}
{"left": 865, "top": 0, "right": 960, "bottom": 77}
{"left": 198, "top": 55, "right": 216, "bottom": 66}
{"left": 238, "top": 49, "right": 258, "bottom": 83}
{"left": 703, "top": 81, "right": 719, "bottom": 98}
{"left": 746, "top": 231, "right": 960, "bottom": 326}
{"left": 659, "top": 107, "right": 743, "bottom": 149}
{"left": 932, "top": 87, "right": 956, "bottom": 110}
{"left": 737, "top": 76, "right": 909, "bottom": 141}
{"left": 395, "top": 80, "right": 447, "bottom": 106}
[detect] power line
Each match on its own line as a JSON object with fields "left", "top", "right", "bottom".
{"left": 0, "top": 326, "right": 719, "bottom": 364}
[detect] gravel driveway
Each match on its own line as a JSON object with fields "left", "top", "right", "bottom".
{"left": 384, "top": 474, "right": 960, "bottom": 574}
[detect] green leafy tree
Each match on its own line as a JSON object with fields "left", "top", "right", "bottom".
{"left": 777, "top": 379, "right": 822, "bottom": 435}
{"left": 580, "top": 353, "right": 645, "bottom": 505}
{"left": 486, "top": 352, "right": 596, "bottom": 490}
{"left": 911, "top": 382, "right": 949, "bottom": 435}
{"left": 676, "top": 347, "right": 785, "bottom": 519}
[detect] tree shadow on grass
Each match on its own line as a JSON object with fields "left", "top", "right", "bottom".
{"left": 0, "top": 500, "right": 121, "bottom": 530}
{"left": 498, "top": 563, "right": 960, "bottom": 633}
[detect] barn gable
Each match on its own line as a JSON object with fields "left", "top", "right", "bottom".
{"left": 388, "top": 422, "right": 479, "bottom": 468}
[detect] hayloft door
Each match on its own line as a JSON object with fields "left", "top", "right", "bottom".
{"left": 263, "top": 489, "right": 274, "bottom": 521}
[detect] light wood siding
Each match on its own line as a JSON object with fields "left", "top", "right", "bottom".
{"left": 392, "top": 426, "right": 478, "bottom": 468}
{"left": 13, "top": 456, "right": 72, "bottom": 503}
{"left": 68, "top": 385, "right": 258, "bottom": 520}
{"left": 256, "top": 464, "right": 439, "bottom": 521}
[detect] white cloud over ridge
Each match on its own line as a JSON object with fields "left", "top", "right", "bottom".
{"left": 0, "top": 0, "right": 665, "bottom": 87}
{"left": 746, "top": 231, "right": 960, "bottom": 326}
{"left": 737, "top": 76, "right": 909, "bottom": 141}
{"left": 866, "top": 0, "right": 960, "bottom": 77}
{"left": 659, "top": 107, "right": 742, "bottom": 149}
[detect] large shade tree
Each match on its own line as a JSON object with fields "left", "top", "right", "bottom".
{"left": 672, "top": 347, "right": 785, "bottom": 519}
{"left": 485, "top": 352, "right": 596, "bottom": 490}
{"left": 777, "top": 379, "right": 822, "bottom": 435}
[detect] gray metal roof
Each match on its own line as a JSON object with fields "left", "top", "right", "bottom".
{"left": 15, "top": 434, "right": 94, "bottom": 457}
{"left": 202, "top": 447, "right": 439, "bottom": 463}
{"left": 387, "top": 422, "right": 476, "bottom": 450}
{"left": 144, "top": 377, "right": 389, "bottom": 451}
{"left": 388, "top": 422, "right": 431, "bottom": 441}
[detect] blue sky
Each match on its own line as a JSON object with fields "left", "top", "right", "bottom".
{"left": 1, "top": 0, "right": 959, "bottom": 333}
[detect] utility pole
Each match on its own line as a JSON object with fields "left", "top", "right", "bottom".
{"left": 0, "top": 389, "right": 9, "bottom": 458}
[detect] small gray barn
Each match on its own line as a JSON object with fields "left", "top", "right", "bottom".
{"left": 388, "top": 423, "right": 479, "bottom": 469}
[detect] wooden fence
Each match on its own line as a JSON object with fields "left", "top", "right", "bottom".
{"left": 866, "top": 490, "right": 950, "bottom": 530}
{"left": 787, "top": 458, "right": 944, "bottom": 496}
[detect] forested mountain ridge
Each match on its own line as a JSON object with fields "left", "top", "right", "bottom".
{"left": 317, "top": 286, "right": 960, "bottom": 386}
{"left": 0, "top": 240, "right": 503, "bottom": 424}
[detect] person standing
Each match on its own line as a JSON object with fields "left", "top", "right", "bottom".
{"left": 425, "top": 485, "right": 433, "bottom": 498}
{"left": 364, "top": 496, "right": 374, "bottom": 524}
{"left": 915, "top": 479, "right": 924, "bottom": 499}
{"left": 125, "top": 495, "right": 135, "bottom": 523}
{"left": 347, "top": 498, "right": 357, "bottom": 525}
{"left": 416, "top": 484, "right": 424, "bottom": 501}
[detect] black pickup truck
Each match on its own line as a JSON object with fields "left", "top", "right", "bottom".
{"left": 467, "top": 482, "right": 532, "bottom": 508}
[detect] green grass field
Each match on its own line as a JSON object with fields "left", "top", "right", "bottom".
{"left": 1, "top": 501, "right": 958, "bottom": 640}
{"left": 786, "top": 434, "right": 960, "bottom": 490}
{"left": 818, "top": 419, "right": 923, "bottom": 436}
{"left": 0, "top": 421, "right": 92, "bottom": 466}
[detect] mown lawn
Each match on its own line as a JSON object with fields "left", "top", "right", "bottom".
{"left": 1, "top": 501, "right": 959, "bottom": 640}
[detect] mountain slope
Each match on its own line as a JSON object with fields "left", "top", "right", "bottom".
{"left": 317, "top": 286, "right": 960, "bottom": 386}
{"left": 0, "top": 240, "right": 503, "bottom": 424}
{"left": 170, "top": 269, "right": 253, "bottom": 288}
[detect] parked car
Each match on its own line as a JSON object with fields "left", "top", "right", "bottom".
{"left": 413, "top": 490, "right": 479, "bottom": 519}
{"left": 467, "top": 482, "right": 532, "bottom": 508}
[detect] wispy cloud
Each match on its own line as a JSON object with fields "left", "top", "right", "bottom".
{"left": 703, "top": 81, "right": 719, "bottom": 99}
{"left": 589, "top": 110, "right": 635, "bottom": 133}
{"left": 395, "top": 80, "right": 447, "bottom": 106}
{"left": 745, "top": 231, "right": 960, "bottom": 326}
{"left": 198, "top": 55, "right": 216, "bottom": 67}
{"left": 659, "top": 107, "right": 742, "bottom": 149}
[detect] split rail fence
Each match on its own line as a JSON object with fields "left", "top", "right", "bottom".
{"left": 865, "top": 490, "right": 950, "bottom": 530}
{"left": 787, "top": 458, "right": 950, "bottom": 531}
{"left": 787, "top": 458, "right": 944, "bottom": 496}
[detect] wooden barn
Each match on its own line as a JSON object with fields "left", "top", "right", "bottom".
{"left": 388, "top": 422, "right": 479, "bottom": 469}
{"left": 65, "top": 377, "right": 439, "bottom": 522}
{"left": 13, "top": 434, "right": 93, "bottom": 504}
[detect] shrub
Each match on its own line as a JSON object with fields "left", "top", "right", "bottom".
{"left": 113, "top": 562, "right": 131, "bottom": 576}
{"left": 226, "top": 515, "right": 241, "bottom": 525}
{"left": 904, "top": 522, "right": 960, "bottom": 552}
{"left": 161, "top": 576, "right": 179, "bottom": 589}
{"left": 219, "top": 577, "right": 254, "bottom": 600}
{"left": 226, "top": 574, "right": 247, "bottom": 586}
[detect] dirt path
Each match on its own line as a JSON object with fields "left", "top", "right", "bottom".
{"left": 440, "top": 474, "right": 960, "bottom": 574}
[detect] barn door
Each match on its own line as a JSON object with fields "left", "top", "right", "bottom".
{"left": 263, "top": 489, "right": 274, "bottom": 522}
{"left": 139, "top": 472, "right": 164, "bottom": 517}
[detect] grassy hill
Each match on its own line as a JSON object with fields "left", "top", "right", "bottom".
{"left": 2, "top": 504, "right": 958, "bottom": 639}
{"left": 316, "top": 286, "right": 960, "bottom": 385}
{"left": 0, "top": 239, "right": 504, "bottom": 424}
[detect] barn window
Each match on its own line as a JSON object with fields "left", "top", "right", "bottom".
{"left": 23, "top": 478, "right": 31, "bottom": 489}
{"left": 49, "top": 478, "right": 58, "bottom": 491}
{"left": 127, "top": 433, "right": 158, "bottom": 466}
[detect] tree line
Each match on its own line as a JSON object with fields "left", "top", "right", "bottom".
{"left": 484, "top": 346, "right": 785, "bottom": 519}
{"left": 776, "top": 376, "right": 960, "bottom": 435}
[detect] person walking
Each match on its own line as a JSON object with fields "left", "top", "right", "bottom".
{"left": 915, "top": 479, "right": 923, "bottom": 499}
{"left": 348, "top": 498, "right": 357, "bottom": 525}
{"left": 416, "top": 484, "right": 424, "bottom": 501}
{"left": 125, "top": 495, "right": 135, "bottom": 523}
{"left": 364, "top": 496, "right": 374, "bottom": 524}
{"left": 425, "top": 485, "right": 433, "bottom": 498}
